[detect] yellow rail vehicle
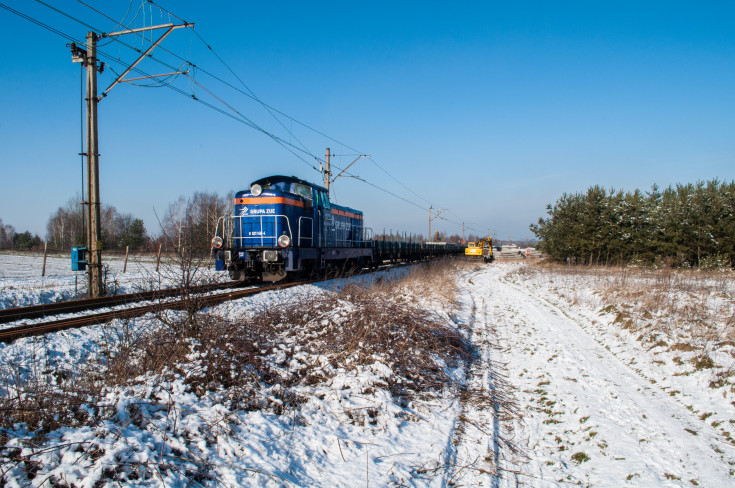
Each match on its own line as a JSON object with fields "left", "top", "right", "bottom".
{"left": 465, "top": 237, "right": 494, "bottom": 263}
{"left": 479, "top": 237, "right": 494, "bottom": 263}
{"left": 465, "top": 242, "right": 483, "bottom": 257}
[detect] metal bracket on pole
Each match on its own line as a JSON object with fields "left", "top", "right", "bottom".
{"left": 428, "top": 206, "right": 444, "bottom": 242}
{"left": 122, "top": 71, "right": 188, "bottom": 83}
{"left": 100, "top": 22, "right": 194, "bottom": 99}
{"left": 331, "top": 154, "right": 371, "bottom": 184}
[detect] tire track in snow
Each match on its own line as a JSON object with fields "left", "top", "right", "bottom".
{"left": 480, "top": 265, "right": 735, "bottom": 487}
{"left": 448, "top": 270, "right": 522, "bottom": 488}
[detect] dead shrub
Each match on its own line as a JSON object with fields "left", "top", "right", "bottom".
{"left": 0, "top": 257, "right": 472, "bottom": 478}
{"left": 101, "top": 319, "right": 191, "bottom": 384}
{"left": 211, "top": 281, "right": 473, "bottom": 400}
{"left": 0, "top": 341, "right": 104, "bottom": 435}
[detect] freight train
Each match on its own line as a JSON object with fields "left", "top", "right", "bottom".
{"left": 212, "top": 175, "right": 463, "bottom": 281}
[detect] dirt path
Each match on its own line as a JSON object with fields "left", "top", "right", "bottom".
{"left": 452, "top": 265, "right": 734, "bottom": 487}
{"left": 449, "top": 269, "right": 523, "bottom": 487}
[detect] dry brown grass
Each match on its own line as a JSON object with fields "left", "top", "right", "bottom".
{"left": 382, "top": 258, "right": 479, "bottom": 308}
{"left": 257, "top": 281, "right": 470, "bottom": 396}
{"left": 510, "top": 262, "right": 735, "bottom": 375}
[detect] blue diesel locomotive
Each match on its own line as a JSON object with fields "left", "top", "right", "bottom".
{"left": 213, "top": 175, "right": 372, "bottom": 281}
{"left": 213, "top": 175, "right": 463, "bottom": 281}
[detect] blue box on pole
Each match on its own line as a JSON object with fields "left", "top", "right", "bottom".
{"left": 71, "top": 246, "right": 88, "bottom": 271}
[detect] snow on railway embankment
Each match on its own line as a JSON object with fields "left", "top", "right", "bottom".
{"left": 0, "top": 259, "right": 497, "bottom": 486}
{"left": 2, "top": 253, "right": 732, "bottom": 486}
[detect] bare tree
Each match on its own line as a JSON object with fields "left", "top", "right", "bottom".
{"left": 45, "top": 195, "right": 148, "bottom": 251}
{"left": 45, "top": 195, "right": 84, "bottom": 250}
{"left": 162, "top": 191, "right": 228, "bottom": 254}
{"left": 0, "top": 219, "right": 16, "bottom": 250}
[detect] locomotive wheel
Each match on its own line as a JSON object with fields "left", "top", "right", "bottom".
{"left": 229, "top": 268, "right": 245, "bottom": 281}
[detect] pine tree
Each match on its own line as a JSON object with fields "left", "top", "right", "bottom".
{"left": 530, "top": 179, "right": 734, "bottom": 267}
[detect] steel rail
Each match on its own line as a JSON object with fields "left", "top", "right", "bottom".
{"left": 0, "top": 260, "right": 414, "bottom": 326}
{"left": 0, "top": 279, "right": 315, "bottom": 343}
{"left": 0, "top": 281, "right": 246, "bottom": 325}
{"left": 0, "top": 257, "right": 442, "bottom": 344}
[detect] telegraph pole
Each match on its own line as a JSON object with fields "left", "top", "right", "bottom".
{"left": 86, "top": 31, "right": 103, "bottom": 298}
{"left": 324, "top": 147, "right": 331, "bottom": 195}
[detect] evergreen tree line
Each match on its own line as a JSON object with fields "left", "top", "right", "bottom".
{"left": 530, "top": 179, "right": 735, "bottom": 267}
{"left": 0, "top": 218, "right": 42, "bottom": 250}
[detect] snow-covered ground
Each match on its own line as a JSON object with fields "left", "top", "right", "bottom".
{"left": 0, "top": 255, "right": 733, "bottom": 486}
{"left": 478, "top": 264, "right": 735, "bottom": 486}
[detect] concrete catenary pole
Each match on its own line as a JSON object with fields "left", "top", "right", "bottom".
{"left": 71, "top": 23, "right": 191, "bottom": 297}
{"left": 86, "top": 31, "right": 103, "bottom": 298}
{"left": 428, "top": 206, "right": 432, "bottom": 243}
{"left": 324, "top": 147, "right": 331, "bottom": 196}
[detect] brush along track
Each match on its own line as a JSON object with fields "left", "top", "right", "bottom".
{"left": 0, "top": 279, "right": 316, "bottom": 343}
{"left": 0, "top": 259, "right": 427, "bottom": 343}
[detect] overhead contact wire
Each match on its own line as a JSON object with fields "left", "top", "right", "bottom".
{"left": 77, "top": 0, "right": 315, "bottom": 160}
{"left": 69, "top": 0, "right": 440, "bottom": 212}
{"left": 13, "top": 1, "right": 470, "bottom": 227}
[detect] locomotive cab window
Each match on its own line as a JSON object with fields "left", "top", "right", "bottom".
{"left": 293, "top": 183, "right": 312, "bottom": 200}
{"left": 320, "top": 191, "right": 331, "bottom": 209}
{"left": 259, "top": 181, "right": 288, "bottom": 192}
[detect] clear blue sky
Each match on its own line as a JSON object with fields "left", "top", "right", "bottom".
{"left": 1, "top": 1, "right": 733, "bottom": 242}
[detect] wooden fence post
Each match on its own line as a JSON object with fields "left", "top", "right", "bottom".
{"left": 123, "top": 246, "right": 129, "bottom": 273}
{"left": 156, "top": 244, "right": 162, "bottom": 272}
{"left": 42, "top": 242, "right": 48, "bottom": 277}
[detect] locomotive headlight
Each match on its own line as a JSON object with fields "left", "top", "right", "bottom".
{"left": 250, "top": 184, "right": 262, "bottom": 196}
{"left": 278, "top": 234, "right": 291, "bottom": 248}
{"left": 211, "top": 236, "right": 223, "bottom": 249}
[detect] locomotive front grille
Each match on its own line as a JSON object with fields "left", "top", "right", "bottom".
{"left": 231, "top": 215, "right": 293, "bottom": 248}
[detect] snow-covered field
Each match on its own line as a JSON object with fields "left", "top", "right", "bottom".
{"left": 0, "top": 251, "right": 223, "bottom": 310}
{"left": 0, "top": 254, "right": 733, "bottom": 486}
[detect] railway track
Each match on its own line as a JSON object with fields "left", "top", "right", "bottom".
{"left": 0, "top": 259, "right": 426, "bottom": 344}
{"left": 0, "top": 279, "right": 316, "bottom": 343}
{"left": 0, "top": 281, "right": 246, "bottom": 325}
